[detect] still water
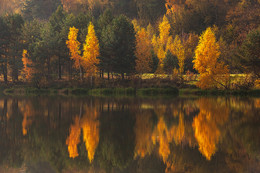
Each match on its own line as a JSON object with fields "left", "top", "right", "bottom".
{"left": 0, "top": 96, "right": 259, "bottom": 173}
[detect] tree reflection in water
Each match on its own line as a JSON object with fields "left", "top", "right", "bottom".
{"left": 0, "top": 96, "right": 258, "bottom": 173}
{"left": 66, "top": 104, "right": 100, "bottom": 163}
{"left": 192, "top": 98, "right": 229, "bottom": 160}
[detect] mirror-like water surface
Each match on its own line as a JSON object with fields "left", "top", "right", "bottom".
{"left": 0, "top": 96, "right": 259, "bottom": 173}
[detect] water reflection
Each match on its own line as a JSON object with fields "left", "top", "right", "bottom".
{"left": 0, "top": 96, "right": 259, "bottom": 172}
{"left": 192, "top": 98, "right": 229, "bottom": 160}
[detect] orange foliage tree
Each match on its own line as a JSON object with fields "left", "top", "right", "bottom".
{"left": 66, "top": 27, "right": 83, "bottom": 80}
{"left": 22, "top": 49, "right": 34, "bottom": 81}
{"left": 193, "top": 27, "right": 230, "bottom": 89}
{"left": 135, "top": 28, "right": 152, "bottom": 74}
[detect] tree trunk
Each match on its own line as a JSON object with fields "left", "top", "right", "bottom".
{"left": 3, "top": 62, "right": 8, "bottom": 83}
{"left": 12, "top": 56, "right": 18, "bottom": 82}
{"left": 58, "top": 56, "right": 62, "bottom": 80}
{"left": 121, "top": 73, "right": 124, "bottom": 80}
{"left": 90, "top": 76, "right": 93, "bottom": 88}
{"left": 69, "top": 60, "right": 72, "bottom": 81}
{"left": 47, "top": 57, "right": 51, "bottom": 79}
{"left": 79, "top": 65, "right": 83, "bottom": 81}
{"left": 108, "top": 71, "right": 110, "bottom": 80}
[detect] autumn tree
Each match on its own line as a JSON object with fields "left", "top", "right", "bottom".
{"left": 22, "top": 49, "right": 33, "bottom": 81}
{"left": 167, "top": 35, "right": 185, "bottom": 74}
{"left": 152, "top": 15, "right": 172, "bottom": 73}
{"left": 193, "top": 27, "right": 230, "bottom": 89}
{"left": 183, "top": 33, "right": 199, "bottom": 73}
{"left": 66, "top": 27, "right": 83, "bottom": 80}
{"left": 82, "top": 22, "right": 100, "bottom": 86}
{"left": 135, "top": 28, "right": 152, "bottom": 74}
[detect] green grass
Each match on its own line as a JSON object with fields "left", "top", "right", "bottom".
{"left": 89, "top": 88, "right": 135, "bottom": 96}
{"left": 179, "top": 88, "right": 260, "bottom": 96}
{"left": 137, "top": 87, "right": 179, "bottom": 96}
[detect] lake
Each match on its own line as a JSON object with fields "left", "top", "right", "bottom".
{"left": 0, "top": 96, "right": 259, "bottom": 173}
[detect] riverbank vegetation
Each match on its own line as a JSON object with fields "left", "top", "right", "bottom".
{"left": 0, "top": 0, "right": 259, "bottom": 92}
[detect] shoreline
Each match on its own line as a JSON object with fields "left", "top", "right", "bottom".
{"left": 2, "top": 86, "right": 260, "bottom": 97}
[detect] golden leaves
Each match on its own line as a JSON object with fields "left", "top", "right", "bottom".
{"left": 82, "top": 22, "right": 100, "bottom": 76}
{"left": 193, "top": 27, "right": 230, "bottom": 89}
{"left": 22, "top": 49, "right": 33, "bottom": 81}
{"left": 152, "top": 15, "right": 171, "bottom": 73}
{"left": 66, "top": 27, "right": 82, "bottom": 69}
{"left": 135, "top": 28, "right": 152, "bottom": 74}
{"left": 67, "top": 23, "right": 100, "bottom": 77}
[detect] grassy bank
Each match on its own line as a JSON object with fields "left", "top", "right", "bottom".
{"left": 179, "top": 88, "right": 260, "bottom": 97}
{"left": 3, "top": 86, "right": 260, "bottom": 97}
{"left": 3, "top": 87, "right": 179, "bottom": 97}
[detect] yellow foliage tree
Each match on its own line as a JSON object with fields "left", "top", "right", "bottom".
{"left": 193, "top": 27, "right": 230, "bottom": 89}
{"left": 135, "top": 28, "right": 152, "bottom": 74}
{"left": 82, "top": 22, "right": 100, "bottom": 77}
{"left": 152, "top": 15, "right": 172, "bottom": 73}
{"left": 22, "top": 49, "right": 33, "bottom": 81}
{"left": 66, "top": 27, "right": 83, "bottom": 80}
{"left": 132, "top": 19, "right": 141, "bottom": 32}
{"left": 167, "top": 35, "right": 185, "bottom": 74}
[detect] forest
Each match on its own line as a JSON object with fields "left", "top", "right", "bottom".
{"left": 0, "top": 0, "right": 259, "bottom": 90}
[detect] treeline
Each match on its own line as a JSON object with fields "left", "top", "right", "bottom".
{"left": 0, "top": 0, "right": 259, "bottom": 88}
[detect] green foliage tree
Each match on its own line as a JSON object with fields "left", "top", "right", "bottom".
{"left": 163, "top": 50, "right": 179, "bottom": 74}
{"left": 5, "top": 14, "right": 24, "bottom": 81}
{"left": 134, "top": 0, "right": 166, "bottom": 25}
{"left": 0, "top": 16, "right": 10, "bottom": 82}
{"left": 22, "top": 0, "right": 61, "bottom": 20}
{"left": 237, "top": 28, "right": 260, "bottom": 78}
{"left": 101, "top": 15, "right": 136, "bottom": 79}
{"left": 98, "top": 9, "right": 114, "bottom": 79}
{"left": 48, "top": 6, "right": 68, "bottom": 80}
